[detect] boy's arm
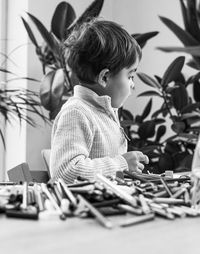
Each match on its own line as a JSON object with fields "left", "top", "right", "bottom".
{"left": 50, "top": 107, "right": 128, "bottom": 183}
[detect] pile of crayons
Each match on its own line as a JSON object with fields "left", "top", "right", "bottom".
{"left": 0, "top": 171, "right": 200, "bottom": 229}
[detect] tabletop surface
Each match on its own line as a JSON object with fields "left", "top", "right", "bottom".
{"left": 1, "top": 213, "right": 200, "bottom": 254}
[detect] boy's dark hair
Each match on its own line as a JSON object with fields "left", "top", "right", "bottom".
{"left": 64, "top": 18, "right": 142, "bottom": 84}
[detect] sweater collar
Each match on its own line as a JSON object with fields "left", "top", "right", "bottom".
{"left": 73, "top": 85, "right": 119, "bottom": 122}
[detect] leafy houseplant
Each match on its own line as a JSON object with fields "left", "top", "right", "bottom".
{"left": 118, "top": 0, "right": 200, "bottom": 174}
{"left": 22, "top": 0, "right": 158, "bottom": 120}
{"left": 134, "top": 0, "right": 200, "bottom": 173}
{"left": 22, "top": 0, "right": 105, "bottom": 119}
{"left": 0, "top": 66, "right": 47, "bottom": 148}
{"left": 120, "top": 55, "right": 200, "bottom": 174}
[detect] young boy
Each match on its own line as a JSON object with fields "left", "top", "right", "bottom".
{"left": 50, "top": 18, "right": 149, "bottom": 184}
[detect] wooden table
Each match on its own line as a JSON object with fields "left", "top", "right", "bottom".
{"left": 1, "top": 214, "right": 200, "bottom": 254}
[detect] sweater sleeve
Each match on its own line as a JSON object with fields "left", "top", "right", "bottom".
{"left": 50, "top": 107, "right": 128, "bottom": 183}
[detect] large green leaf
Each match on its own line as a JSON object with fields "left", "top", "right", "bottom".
{"left": 40, "top": 69, "right": 65, "bottom": 112}
{"left": 152, "top": 107, "right": 168, "bottom": 118}
{"left": 187, "top": 0, "right": 200, "bottom": 42}
{"left": 171, "top": 121, "right": 186, "bottom": 133}
{"left": 154, "top": 118, "right": 166, "bottom": 124}
{"left": 161, "top": 56, "right": 185, "bottom": 87}
{"left": 120, "top": 108, "right": 134, "bottom": 120}
{"left": 51, "top": 2, "right": 76, "bottom": 41}
{"left": 171, "top": 84, "right": 189, "bottom": 111}
{"left": 179, "top": 0, "right": 190, "bottom": 32}
{"left": 51, "top": 68, "right": 65, "bottom": 109}
{"left": 21, "top": 17, "right": 39, "bottom": 47}
{"left": 132, "top": 31, "right": 159, "bottom": 48}
{"left": 157, "top": 46, "right": 200, "bottom": 56}
{"left": 141, "top": 146, "right": 161, "bottom": 154}
{"left": 120, "top": 120, "right": 135, "bottom": 127}
{"left": 193, "top": 80, "right": 200, "bottom": 102}
{"left": 159, "top": 16, "right": 199, "bottom": 46}
{"left": 138, "top": 120, "right": 156, "bottom": 139}
{"left": 27, "top": 12, "right": 60, "bottom": 56}
{"left": 155, "top": 125, "right": 166, "bottom": 142}
{"left": 68, "top": 0, "right": 104, "bottom": 33}
{"left": 40, "top": 70, "right": 55, "bottom": 110}
{"left": 141, "top": 98, "right": 152, "bottom": 120}
{"left": 137, "top": 72, "right": 161, "bottom": 89}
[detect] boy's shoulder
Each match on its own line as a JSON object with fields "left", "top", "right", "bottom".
{"left": 52, "top": 97, "right": 95, "bottom": 134}
{"left": 58, "top": 96, "right": 94, "bottom": 118}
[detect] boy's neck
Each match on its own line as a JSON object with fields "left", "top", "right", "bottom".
{"left": 79, "top": 83, "right": 105, "bottom": 97}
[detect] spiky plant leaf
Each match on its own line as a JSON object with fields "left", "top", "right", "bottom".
{"left": 132, "top": 31, "right": 159, "bottom": 48}
{"left": 157, "top": 45, "right": 200, "bottom": 56}
{"left": 193, "top": 80, "right": 200, "bottom": 102}
{"left": 26, "top": 12, "right": 60, "bottom": 56}
{"left": 187, "top": 0, "right": 200, "bottom": 42}
{"left": 141, "top": 98, "right": 152, "bottom": 120}
{"left": 159, "top": 16, "right": 199, "bottom": 46}
{"left": 21, "top": 17, "right": 39, "bottom": 47}
{"left": 179, "top": 0, "right": 190, "bottom": 32}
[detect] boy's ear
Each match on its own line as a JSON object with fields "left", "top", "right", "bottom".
{"left": 98, "top": 69, "right": 110, "bottom": 88}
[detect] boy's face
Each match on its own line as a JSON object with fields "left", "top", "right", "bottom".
{"left": 105, "top": 60, "right": 138, "bottom": 108}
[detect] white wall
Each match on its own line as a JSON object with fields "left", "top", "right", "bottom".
{"left": 2, "top": 0, "right": 195, "bottom": 178}
{"left": 0, "top": 0, "right": 8, "bottom": 179}
{"left": 3, "top": 0, "right": 29, "bottom": 179}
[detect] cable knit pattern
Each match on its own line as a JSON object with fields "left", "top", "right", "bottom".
{"left": 50, "top": 85, "right": 128, "bottom": 184}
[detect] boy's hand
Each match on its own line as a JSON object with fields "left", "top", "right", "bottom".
{"left": 122, "top": 151, "right": 149, "bottom": 173}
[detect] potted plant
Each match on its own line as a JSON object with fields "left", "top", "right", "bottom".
{"left": 0, "top": 65, "right": 47, "bottom": 147}
{"left": 119, "top": 0, "right": 200, "bottom": 173}
{"left": 120, "top": 56, "right": 200, "bottom": 174}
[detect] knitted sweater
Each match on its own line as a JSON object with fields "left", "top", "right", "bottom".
{"left": 50, "top": 85, "right": 129, "bottom": 183}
